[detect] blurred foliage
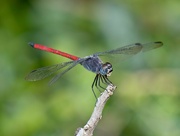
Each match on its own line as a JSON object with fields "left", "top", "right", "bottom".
{"left": 0, "top": 0, "right": 179, "bottom": 136}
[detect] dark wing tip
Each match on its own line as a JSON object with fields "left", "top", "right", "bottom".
{"left": 28, "top": 42, "right": 35, "bottom": 47}
{"left": 155, "top": 41, "right": 163, "bottom": 46}
{"left": 135, "top": 43, "right": 141, "bottom": 45}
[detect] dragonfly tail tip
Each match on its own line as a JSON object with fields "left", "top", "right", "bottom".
{"left": 28, "top": 42, "right": 35, "bottom": 47}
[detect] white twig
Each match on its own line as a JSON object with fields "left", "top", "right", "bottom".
{"left": 75, "top": 84, "right": 116, "bottom": 136}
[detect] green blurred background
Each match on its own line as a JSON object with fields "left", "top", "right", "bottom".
{"left": 0, "top": 0, "right": 179, "bottom": 136}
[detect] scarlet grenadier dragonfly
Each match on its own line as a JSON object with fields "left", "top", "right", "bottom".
{"left": 26, "top": 41, "right": 163, "bottom": 98}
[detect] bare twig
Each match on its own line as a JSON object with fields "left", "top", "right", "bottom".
{"left": 75, "top": 84, "right": 116, "bottom": 136}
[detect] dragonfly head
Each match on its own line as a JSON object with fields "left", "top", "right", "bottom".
{"left": 100, "top": 62, "right": 113, "bottom": 76}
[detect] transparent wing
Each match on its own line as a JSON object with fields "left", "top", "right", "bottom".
{"left": 25, "top": 61, "right": 75, "bottom": 81}
{"left": 141, "top": 41, "right": 163, "bottom": 52}
{"left": 48, "top": 59, "right": 84, "bottom": 85}
{"left": 97, "top": 41, "right": 163, "bottom": 56}
{"left": 96, "top": 41, "right": 163, "bottom": 62}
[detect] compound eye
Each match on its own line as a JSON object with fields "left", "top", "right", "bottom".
{"left": 102, "top": 62, "right": 113, "bottom": 76}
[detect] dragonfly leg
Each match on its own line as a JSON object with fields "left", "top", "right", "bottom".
{"left": 95, "top": 74, "right": 104, "bottom": 92}
{"left": 101, "top": 75, "right": 113, "bottom": 92}
{"left": 92, "top": 74, "right": 113, "bottom": 100}
{"left": 98, "top": 75, "right": 107, "bottom": 90}
{"left": 92, "top": 75, "right": 98, "bottom": 100}
{"left": 102, "top": 75, "right": 112, "bottom": 85}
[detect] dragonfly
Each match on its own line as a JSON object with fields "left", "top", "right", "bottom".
{"left": 25, "top": 41, "right": 163, "bottom": 98}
